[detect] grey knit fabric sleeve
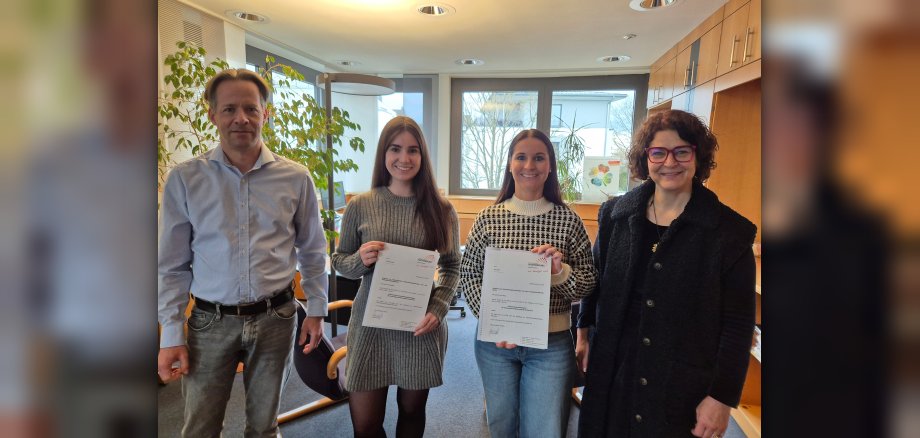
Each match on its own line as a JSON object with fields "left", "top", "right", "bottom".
{"left": 331, "top": 194, "right": 370, "bottom": 280}
{"left": 428, "top": 206, "right": 461, "bottom": 321}
{"left": 459, "top": 210, "right": 488, "bottom": 319}
{"left": 552, "top": 210, "right": 597, "bottom": 302}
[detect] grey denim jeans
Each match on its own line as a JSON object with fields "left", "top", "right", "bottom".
{"left": 181, "top": 299, "right": 297, "bottom": 438}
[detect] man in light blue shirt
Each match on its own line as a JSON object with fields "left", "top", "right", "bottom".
{"left": 157, "top": 68, "right": 327, "bottom": 437}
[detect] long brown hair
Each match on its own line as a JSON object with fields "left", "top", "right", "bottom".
{"left": 494, "top": 129, "right": 564, "bottom": 205}
{"left": 371, "top": 116, "right": 453, "bottom": 253}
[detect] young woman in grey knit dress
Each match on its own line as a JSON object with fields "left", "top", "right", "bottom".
{"left": 459, "top": 129, "right": 598, "bottom": 438}
{"left": 331, "top": 116, "right": 460, "bottom": 438}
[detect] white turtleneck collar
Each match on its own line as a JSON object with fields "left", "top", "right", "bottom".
{"left": 502, "top": 194, "right": 554, "bottom": 217}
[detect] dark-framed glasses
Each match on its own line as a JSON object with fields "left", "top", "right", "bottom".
{"left": 645, "top": 145, "right": 696, "bottom": 163}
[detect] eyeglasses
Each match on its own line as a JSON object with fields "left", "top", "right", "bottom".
{"left": 645, "top": 145, "right": 696, "bottom": 163}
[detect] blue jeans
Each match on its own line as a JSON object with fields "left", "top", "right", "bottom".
{"left": 475, "top": 329, "right": 575, "bottom": 438}
{"left": 181, "top": 300, "right": 297, "bottom": 438}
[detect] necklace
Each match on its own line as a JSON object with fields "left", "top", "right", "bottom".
{"left": 650, "top": 197, "right": 662, "bottom": 253}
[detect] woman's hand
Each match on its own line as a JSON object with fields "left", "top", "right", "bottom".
{"left": 413, "top": 312, "right": 440, "bottom": 336}
{"left": 575, "top": 327, "right": 590, "bottom": 373}
{"left": 691, "top": 396, "right": 730, "bottom": 438}
{"left": 358, "top": 241, "right": 385, "bottom": 267}
{"left": 531, "top": 244, "right": 563, "bottom": 275}
{"left": 495, "top": 341, "right": 518, "bottom": 349}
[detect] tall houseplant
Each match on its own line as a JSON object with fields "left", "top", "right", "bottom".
{"left": 157, "top": 42, "right": 364, "bottom": 239}
{"left": 554, "top": 112, "right": 591, "bottom": 205}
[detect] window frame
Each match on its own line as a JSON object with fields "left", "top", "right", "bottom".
{"left": 449, "top": 74, "right": 648, "bottom": 197}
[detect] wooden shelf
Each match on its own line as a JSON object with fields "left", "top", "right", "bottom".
{"left": 731, "top": 404, "right": 762, "bottom": 438}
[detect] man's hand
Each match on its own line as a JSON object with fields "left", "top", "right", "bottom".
{"left": 413, "top": 312, "right": 440, "bottom": 337}
{"left": 298, "top": 316, "right": 324, "bottom": 355}
{"left": 158, "top": 345, "right": 189, "bottom": 383}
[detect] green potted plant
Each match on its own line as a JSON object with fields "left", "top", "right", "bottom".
{"left": 553, "top": 112, "right": 591, "bottom": 206}
{"left": 157, "top": 41, "right": 364, "bottom": 240}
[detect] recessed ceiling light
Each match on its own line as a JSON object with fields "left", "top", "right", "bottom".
{"left": 622, "top": 33, "right": 638, "bottom": 40}
{"left": 417, "top": 3, "right": 456, "bottom": 16}
{"left": 336, "top": 60, "right": 361, "bottom": 67}
{"left": 597, "top": 55, "right": 632, "bottom": 63}
{"left": 629, "top": 0, "right": 682, "bottom": 11}
{"left": 455, "top": 58, "right": 484, "bottom": 66}
{"left": 227, "top": 11, "right": 269, "bottom": 23}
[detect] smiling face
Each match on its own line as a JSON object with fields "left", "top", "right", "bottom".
{"left": 509, "top": 137, "right": 551, "bottom": 200}
{"left": 384, "top": 131, "right": 422, "bottom": 186}
{"left": 647, "top": 129, "right": 697, "bottom": 193}
{"left": 208, "top": 79, "right": 268, "bottom": 154}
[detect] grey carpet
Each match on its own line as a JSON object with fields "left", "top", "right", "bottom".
{"left": 158, "top": 298, "right": 746, "bottom": 437}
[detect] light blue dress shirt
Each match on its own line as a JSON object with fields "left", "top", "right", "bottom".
{"left": 158, "top": 145, "right": 328, "bottom": 348}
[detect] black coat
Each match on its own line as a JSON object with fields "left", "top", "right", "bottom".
{"left": 577, "top": 180, "right": 757, "bottom": 438}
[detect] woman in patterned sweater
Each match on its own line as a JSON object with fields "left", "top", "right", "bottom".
{"left": 332, "top": 116, "right": 460, "bottom": 438}
{"left": 460, "top": 129, "right": 597, "bottom": 438}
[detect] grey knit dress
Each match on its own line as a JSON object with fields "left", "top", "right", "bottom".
{"left": 331, "top": 187, "right": 461, "bottom": 392}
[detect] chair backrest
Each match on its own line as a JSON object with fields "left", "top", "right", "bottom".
{"left": 292, "top": 305, "right": 347, "bottom": 400}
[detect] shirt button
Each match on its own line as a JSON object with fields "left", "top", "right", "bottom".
{"left": 639, "top": 377, "right": 648, "bottom": 386}
{"left": 653, "top": 262, "right": 662, "bottom": 270}
{"left": 642, "top": 337, "right": 651, "bottom": 346}
{"left": 646, "top": 299, "right": 655, "bottom": 308}
{"left": 635, "top": 414, "right": 643, "bottom": 423}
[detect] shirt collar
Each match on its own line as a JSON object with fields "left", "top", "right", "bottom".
{"left": 208, "top": 144, "right": 276, "bottom": 171}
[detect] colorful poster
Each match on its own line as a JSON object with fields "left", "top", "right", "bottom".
{"left": 582, "top": 157, "right": 621, "bottom": 203}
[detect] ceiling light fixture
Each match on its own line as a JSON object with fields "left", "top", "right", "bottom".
{"left": 629, "top": 0, "right": 682, "bottom": 11}
{"left": 623, "top": 33, "right": 638, "bottom": 40}
{"left": 227, "top": 11, "right": 269, "bottom": 22}
{"left": 417, "top": 3, "right": 456, "bottom": 16}
{"left": 336, "top": 60, "right": 361, "bottom": 67}
{"left": 455, "top": 58, "right": 484, "bottom": 66}
{"left": 597, "top": 55, "right": 632, "bottom": 63}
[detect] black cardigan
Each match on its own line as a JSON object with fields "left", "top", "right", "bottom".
{"left": 577, "top": 180, "right": 757, "bottom": 437}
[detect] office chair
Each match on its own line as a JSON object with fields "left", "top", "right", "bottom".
{"left": 277, "top": 273, "right": 352, "bottom": 423}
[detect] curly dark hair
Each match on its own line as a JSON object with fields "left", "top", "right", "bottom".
{"left": 627, "top": 109, "right": 718, "bottom": 182}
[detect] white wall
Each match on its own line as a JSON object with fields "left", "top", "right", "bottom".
{"left": 332, "top": 94, "right": 379, "bottom": 194}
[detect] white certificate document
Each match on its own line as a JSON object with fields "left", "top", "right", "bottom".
{"left": 477, "top": 247, "right": 551, "bottom": 349}
{"left": 362, "top": 243, "right": 440, "bottom": 332}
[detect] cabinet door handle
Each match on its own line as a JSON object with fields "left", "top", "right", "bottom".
{"left": 684, "top": 67, "right": 691, "bottom": 88}
{"left": 730, "top": 35, "right": 740, "bottom": 66}
{"left": 744, "top": 27, "right": 755, "bottom": 60}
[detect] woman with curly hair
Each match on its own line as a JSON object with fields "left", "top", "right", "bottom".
{"left": 576, "top": 110, "right": 757, "bottom": 438}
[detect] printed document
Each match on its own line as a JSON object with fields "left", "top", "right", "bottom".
{"left": 477, "top": 247, "right": 551, "bottom": 349}
{"left": 363, "top": 243, "right": 440, "bottom": 332}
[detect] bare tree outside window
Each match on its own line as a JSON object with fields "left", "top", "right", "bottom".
{"left": 460, "top": 91, "right": 538, "bottom": 189}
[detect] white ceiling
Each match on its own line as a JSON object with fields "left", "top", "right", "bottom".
{"left": 183, "top": 0, "right": 727, "bottom": 76}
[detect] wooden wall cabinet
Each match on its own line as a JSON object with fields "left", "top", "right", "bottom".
{"left": 716, "top": 3, "right": 751, "bottom": 77}
{"left": 696, "top": 22, "right": 723, "bottom": 85}
{"left": 743, "top": 0, "right": 761, "bottom": 66}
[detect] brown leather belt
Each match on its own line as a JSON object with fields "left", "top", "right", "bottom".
{"left": 193, "top": 286, "right": 294, "bottom": 316}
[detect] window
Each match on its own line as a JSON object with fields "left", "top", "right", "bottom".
{"left": 449, "top": 75, "right": 648, "bottom": 197}
{"left": 459, "top": 91, "right": 538, "bottom": 190}
{"left": 551, "top": 104, "right": 562, "bottom": 128}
